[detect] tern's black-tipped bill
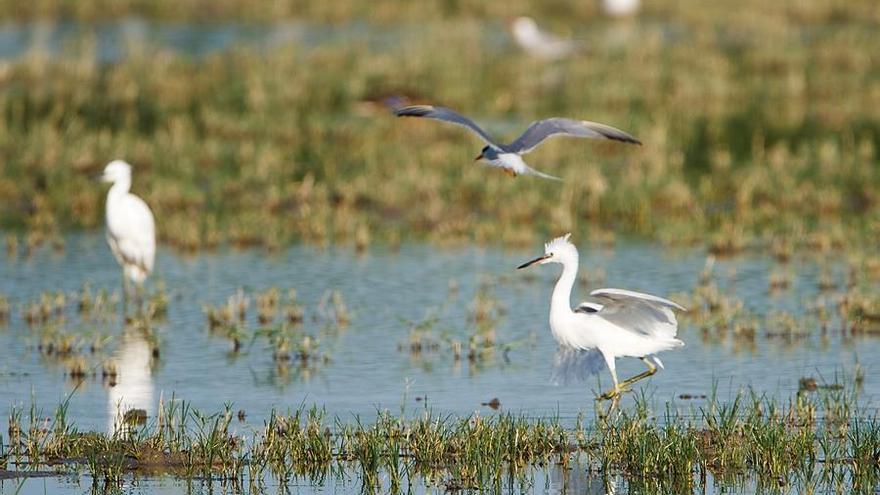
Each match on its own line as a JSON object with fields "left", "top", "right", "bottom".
{"left": 517, "top": 254, "right": 550, "bottom": 269}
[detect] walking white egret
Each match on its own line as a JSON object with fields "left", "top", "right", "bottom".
{"left": 395, "top": 105, "right": 640, "bottom": 181}
{"left": 518, "top": 234, "right": 685, "bottom": 400}
{"left": 101, "top": 160, "right": 156, "bottom": 296}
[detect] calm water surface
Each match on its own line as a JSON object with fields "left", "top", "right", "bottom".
{"left": 0, "top": 18, "right": 504, "bottom": 61}
{"left": 0, "top": 234, "right": 875, "bottom": 493}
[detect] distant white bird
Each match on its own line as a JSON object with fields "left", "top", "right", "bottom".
{"left": 394, "top": 105, "right": 640, "bottom": 181}
{"left": 601, "top": 0, "right": 640, "bottom": 18}
{"left": 101, "top": 160, "right": 156, "bottom": 292}
{"left": 510, "top": 16, "right": 578, "bottom": 60}
{"left": 518, "top": 234, "right": 685, "bottom": 400}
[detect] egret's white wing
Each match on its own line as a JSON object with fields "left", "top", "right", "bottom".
{"left": 550, "top": 347, "right": 605, "bottom": 385}
{"left": 105, "top": 233, "right": 126, "bottom": 268}
{"left": 506, "top": 118, "right": 641, "bottom": 154}
{"left": 589, "top": 288, "right": 685, "bottom": 340}
{"left": 591, "top": 288, "right": 686, "bottom": 311}
{"left": 394, "top": 105, "right": 498, "bottom": 147}
{"left": 107, "top": 194, "right": 156, "bottom": 274}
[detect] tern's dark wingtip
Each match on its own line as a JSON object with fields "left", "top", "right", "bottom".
{"left": 393, "top": 105, "right": 434, "bottom": 117}
{"left": 614, "top": 134, "right": 642, "bottom": 145}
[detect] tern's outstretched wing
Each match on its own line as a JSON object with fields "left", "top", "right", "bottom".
{"left": 506, "top": 118, "right": 641, "bottom": 154}
{"left": 394, "top": 105, "right": 498, "bottom": 146}
{"left": 589, "top": 288, "right": 686, "bottom": 340}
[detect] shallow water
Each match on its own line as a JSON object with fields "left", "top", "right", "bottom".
{"left": 0, "top": 16, "right": 775, "bottom": 63}
{"left": 0, "top": 18, "right": 505, "bottom": 61}
{"left": 0, "top": 16, "right": 869, "bottom": 65}
{"left": 0, "top": 463, "right": 804, "bottom": 495}
{"left": 0, "top": 234, "right": 875, "bottom": 493}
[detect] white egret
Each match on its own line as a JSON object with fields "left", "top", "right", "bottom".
{"left": 510, "top": 16, "right": 578, "bottom": 60}
{"left": 518, "top": 234, "right": 685, "bottom": 400}
{"left": 101, "top": 160, "right": 156, "bottom": 295}
{"left": 394, "top": 105, "right": 640, "bottom": 181}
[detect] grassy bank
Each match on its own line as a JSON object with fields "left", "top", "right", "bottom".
{"left": 2, "top": 386, "right": 877, "bottom": 492}
{"left": 0, "top": 2, "right": 878, "bottom": 253}
{"left": 0, "top": 0, "right": 878, "bottom": 24}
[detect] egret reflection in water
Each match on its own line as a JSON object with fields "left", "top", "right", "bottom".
{"left": 547, "top": 462, "right": 618, "bottom": 494}
{"left": 107, "top": 329, "right": 155, "bottom": 433}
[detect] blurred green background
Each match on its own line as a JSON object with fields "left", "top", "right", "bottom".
{"left": 0, "top": 0, "right": 877, "bottom": 253}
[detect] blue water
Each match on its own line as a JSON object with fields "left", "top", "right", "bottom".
{"left": 0, "top": 234, "right": 874, "bottom": 493}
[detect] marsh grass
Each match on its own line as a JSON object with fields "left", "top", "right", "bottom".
{"left": 0, "top": 1, "right": 878, "bottom": 253}
{"left": 3, "top": 384, "right": 879, "bottom": 492}
{"left": 674, "top": 249, "right": 880, "bottom": 353}
{"left": 0, "top": 294, "right": 10, "bottom": 324}
{"left": 202, "top": 287, "right": 348, "bottom": 382}
{"left": 1, "top": 284, "right": 168, "bottom": 386}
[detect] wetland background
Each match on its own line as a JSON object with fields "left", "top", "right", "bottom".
{"left": 1, "top": 0, "right": 880, "bottom": 493}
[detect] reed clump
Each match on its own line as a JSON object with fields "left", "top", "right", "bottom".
{"left": 8, "top": 285, "right": 168, "bottom": 385}
{"left": 203, "top": 287, "right": 343, "bottom": 379}
{"left": 396, "top": 282, "right": 529, "bottom": 370}
{"left": 0, "top": 293, "right": 9, "bottom": 324}
{"left": 840, "top": 289, "right": 880, "bottom": 335}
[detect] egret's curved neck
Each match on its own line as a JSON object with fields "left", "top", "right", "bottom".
{"left": 550, "top": 257, "right": 577, "bottom": 317}
{"left": 108, "top": 178, "right": 131, "bottom": 198}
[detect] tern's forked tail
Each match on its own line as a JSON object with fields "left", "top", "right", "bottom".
{"left": 523, "top": 165, "right": 562, "bottom": 181}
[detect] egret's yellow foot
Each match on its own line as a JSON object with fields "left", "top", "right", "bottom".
{"left": 619, "top": 358, "right": 658, "bottom": 388}
{"left": 597, "top": 384, "right": 630, "bottom": 401}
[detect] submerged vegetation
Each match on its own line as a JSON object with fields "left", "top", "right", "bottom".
{"left": 2, "top": 385, "right": 878, "bottom": 493}
{"left": 201, "top": 287, "right": 350, "bottom": 382}
{"left": 0, "top": 0, "right": 878, "bottom": 252}
{"left": 10, "top": 283, "right": 167, "bottom": 384}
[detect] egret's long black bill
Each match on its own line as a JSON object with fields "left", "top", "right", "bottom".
{"left": 517, "top": 254, "right": 550, "bottom": 269}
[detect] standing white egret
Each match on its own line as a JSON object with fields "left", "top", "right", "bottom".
{"left": 518, "top": 234, "right": 685, "bottom": 400}
{"left": 101, "top": 160, "right": 156, "bottom": 296}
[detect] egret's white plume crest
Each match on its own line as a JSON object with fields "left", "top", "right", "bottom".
{"left": 544, "top": 233, "right": 574, "bottom": 254}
